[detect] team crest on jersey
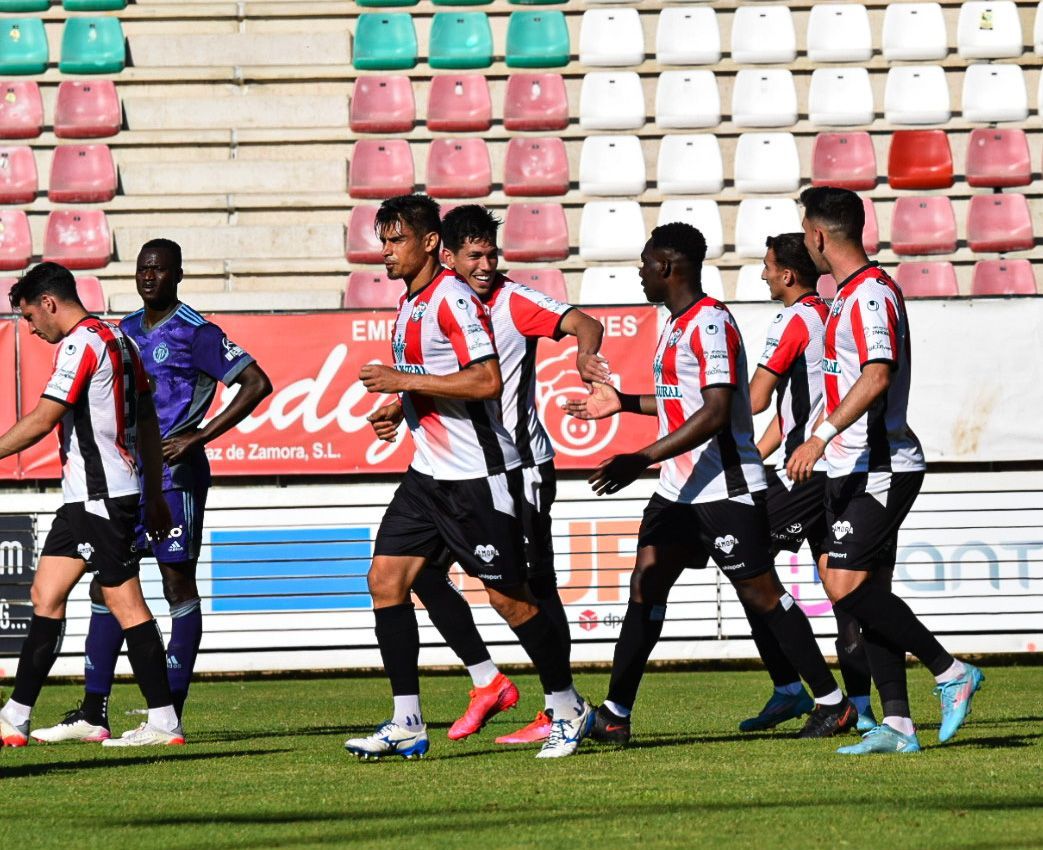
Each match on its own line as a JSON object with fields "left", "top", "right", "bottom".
{"left": 152, "top": 342, "right": 170, "bottom": 363}
{"left": 705, "top": 323, "right": 719, "bottom": 335}
{"left": 77, "top": 542, "right": 94, "bottom": 561}
{"left": 652, "top": 358, "right": 663, "bottom": 380}
{"left": 392, "top": 338, "right": 406, "bottom": 361}
{"left": 832, "top": 520, "right": 853, "bottom": 540}
{"left": 666, "top": 328, "right": 683, "bottom": 348}
{"left": 714, "top": 534, "right": 738, "bottom": 554}
{"left": 474, "top": 544, "right": 499, "bottom": 563}
{"left": 222, "top": 337, "right": 245, "bottom": 362}
{"left": 410, "top": 302, "right": 429, "bottom": 322}
{"left": 831, "top": 297, "right": 845, "bottom": 317}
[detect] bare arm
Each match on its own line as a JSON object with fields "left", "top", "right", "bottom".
{"left": 749, "top": 366, "right": 779, "bottom": 415}
{"left": 137, "top": 392, "right": 172, "bottom": 540}
{"left": 559, "top": 309, "right": 611, "bottom": 385}
{"left": 0, "top": 399, "right": 66, "bottom": 460}
{"left": 756, "top": 414, "right": 782, "bottom": 461}
{"left": 360, "top": 358, "right": 503, "bottom": 401}
{"left": 563, "top": 382, "right": 656, "bottom": 420}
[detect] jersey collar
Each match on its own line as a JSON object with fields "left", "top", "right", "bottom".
{"left": 836, "top": 262, "right": 880, "bottom": 296}
{"left": 405, "top": 266, "right": 455, "bottom": 302}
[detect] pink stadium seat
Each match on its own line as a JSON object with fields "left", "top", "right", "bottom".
{"left": 75, "top": 275, "right": 106, "bottom": 312}
{"left": 811, "top": 132, "right": 876, "bottom": 191}
{"left": 506, "top": 267, "right": 568, "bottom": 302}
{"left": 0, "top": 145, "right": 37, "bottom": 203}
{"left": 0, "top": 279, "right": 14, "bottom": 312}
{"left": 503, "top": 73, "right": 569, "bottom": 132}
{"left": 43, "top": 209, "right": 112, "bottom": 269}
{"left": 965, "top": 129, "right": 1031, "bottom": 189}
{"left": 887, "top": 130, "right": 953, "bottom": 190}
{"left": 502, "top": 203, "right": 569, "bottom": 262}
{"left": 344, "top": 270, "right": 400, "bottom": 309}
{"left": 48, "top": 144, "right": 116, "bottom": 203}
{"left": 346, "top": 204, "right": 382, "bottom": 265}
{"left": 862, "top": 197, "right": 878, "bottom": 255}
{"left": 890, "top": 197, "right": 956, "bottom": 255}
{"left": 0, "top": 209, "right": 32, "bottom": 270}
{"left": 503, "top": 137, "right": 569, "bottom": 197}
{"left": 816, "top": 274, "right": 837, "bottom": 299}
{"left": 0, "top": 81, "right": 43, "bottom": 139}
{"left": 426, "top": 75, "right": 492, "bottom": 132}
{"left": 349, "top": 139, "right": 414, "bottom": 199}
{"left": 966, "top": 194, "right": 1034, "bottom": 254}
{"left": 971, "top": 260, "right": 1037, "bottom": 296}
{"left": 425, "top": 138, "right": 491, "bottom": 198}
{"left": 54, "top": 81, "right": 120, "bottom": 139}
{"left": 895, "top": 262, "right": 958, "bottom": 297}
{"left": 349, "top": 76, "right": 415, "bottom": 134}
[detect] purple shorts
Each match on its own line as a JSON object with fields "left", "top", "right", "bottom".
{"left": 134, "top": 487, "right": 207, "bottom": 565}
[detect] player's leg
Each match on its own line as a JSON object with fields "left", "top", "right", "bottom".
{"left": 822, "top": 555, "right": 874, "bottom": 731}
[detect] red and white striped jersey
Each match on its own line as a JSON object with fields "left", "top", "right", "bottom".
{"left": 41, "top": 317, "right": 151, "bottom": 503}
{"left": 483, "top": 274, "right": 573, "bottom": 467}
{"left": 392, "top": 268, "right": 521, "bottom": 481}
{"left": 653, "top": 297, "right": 766, "bottom": 504}
{"left": 823, "top": 263, "right": 925, "bottom": 480}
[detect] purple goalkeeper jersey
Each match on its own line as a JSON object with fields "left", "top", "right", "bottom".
{"left": 121, "top": 301, "right": 254, "bottom": 490}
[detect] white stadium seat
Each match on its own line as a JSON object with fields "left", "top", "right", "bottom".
{"left": 579, "top": 201, "right": 646, "bottom": 261}
{"left": 1036, "top": 1, "right": 1043, "bottom": 54}
{"left": 655, "top": 8, "right": 720, "bottom": 65}
{"left": 657, "top": 199, "right": 724, "bottom": 259}
{"left": 579, "top": 134, "right": 645, "bottom": 196}
{"left": 806, "top": 4, "right": 872, "bottom": 62}
{"left": 579, "top": 8, "right": 645, "bottom": 67}
{"left": 701, "top": 265, "right": 725, "bottom": 300}
{"left": 808, "top": 67, "right": 875, "bottom": 126}
{"left": 579, "top": 71, "right": 646, "bottom": 130}
{"left": 578, "top": 266, "right": 643, "bottom": 304}
{"left": 730, "top": 6, "right": 796, "bottom": 63}
{"left": 656, "top": 134, "right": 724, "bottom": 195}
{"left": 733, "top": 133, "right": 800, "bottom": 194}
{"left": 655, "top": 70, "right": 720, "bottom": 128}
{"left": 731, "top": 69, "right": 798, "bottom": 128}
{"left": 884, "top": 66, "right": 951, "bottom": 125}
{"left": 882, "top": 3, "right": 948, "bottom": 61}
{"left": 957, "top": 1, "right": 1022, "bottom": 59}
{"left": 962, "top": 64, "right": 1028, "bottom": 123}
{"left": 734, "top": 198, "right": 800, "bottom": 258}
{"left": 734, "top": 264, "right": 770, "bottom": 302}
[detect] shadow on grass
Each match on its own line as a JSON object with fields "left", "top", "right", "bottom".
{"left": 939, "top": 732, "right": 1043, "bottom": 749}
{"left": 2, "top": 747, "right": 292, "bottom": 779}
{"left": 192, "top": 726, "right": 364, "bottom": 744}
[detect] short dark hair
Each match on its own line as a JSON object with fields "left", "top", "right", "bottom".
{"left": 9, "top": 262, "right": 81, "bottom": 308}
{"left": 139, "top": 238, "right": 182, "bottom": 269}
{"left": 441, "top": 205, "right": 501, "bottom": 253}
{"left": 649, "top": 222, "right": 707, "bottom": 272}
{"left": 765, "top": 233, "right": 819, "bottom": 287}
{"left": 799, "top": 186, "right": 865, "bottom": 244}
{"left": 375, "top": 193, "right": 442, "bottom": 240}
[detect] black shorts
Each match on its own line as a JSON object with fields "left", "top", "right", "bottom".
{"left": 374, "top": 467, "right": 528, "bottom": 589}
{"left": 520, "top": 460, "right": 556, "bottom": 581}
{"left": 765, "top": 468, "right": 828, "bottom": 560}
{"left": 637, "top": 492, "right": 774, "bottom": 581}
{"left": 41, "top": 495, "right": 142, "bottom": 587}
{"left": 825, "top": 471, "right": 924, "bottom": 572}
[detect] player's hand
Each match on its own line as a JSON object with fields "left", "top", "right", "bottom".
{"left": 562, "top": 382, "right": 622, "bottom": 420}
{"left": 785, "top": 437, "right": 826, "bottom": 484}
{"left": 576, "top": 352, "right": 612, "bottom": 387}
{"left": 162, "top": 432, "right": 200, "bottom": 464}
{"left": 368, "top": 401, "right": 404, "bottom": 443}
{"left": 589, "top": 452, "right": 650, "bottom": 496}
{"left": 359, "top": 364, "right": 406, "bottom": 394}
{"left": 143, "top": 491, "right": 172, "bottom": 543}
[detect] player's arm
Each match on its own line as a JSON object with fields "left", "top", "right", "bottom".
{"left": 756, "top": 413, "right": 782, "bottom": 461}
{"left": 0, "top": 399, "right": 66, "bottom": 460}
{"left": 368, "top": 398, "right": 404, "bottom": 442}
{"left": 563, "top": 383, "right": 656, "bottom": 420}
{"left": 749, "top": 366, "right": 779, "bottom": 415}
{"left": 558, "top": 309, "right": 611, "bottom": 385}
{"left": 137, "top": 391, "right": 172, "bottom": 541}
{"left": 360, "top": 358, "right": 503, "bottom": 401}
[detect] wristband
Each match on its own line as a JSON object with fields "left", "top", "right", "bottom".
{"left": 813, "top": 421, "right": 838, "bottom": 443}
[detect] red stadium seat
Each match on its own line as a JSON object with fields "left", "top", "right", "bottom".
{"left": 816, "top": 274, "right": 837, "bottom": 299}
{"left": 426, "top": 75, "right": 492, "bottom": 132}
{"left": 425, "top": 138, "right": 491, "bottom": 198}
{"left": 503, "top": 137, "right": 569, "bottom": 197}
{"left": 43, "top": 209, "right": 112, "bottom": 269}
{"left": 966, "top": 194, "right": 1034, "bottom": 254}
{"left": 502, "top": 203, "right": 569, "bottom": 262}
{"left": 862, "top": 197, "right": 878, "bottom": 255}
{"left": 506, "top": 267, "right": 568, "bottom": 301}
{"left": 0, "top": 209, "right": 30, "bottom": 270}
{"left": 890, "top": 197, "right": 956, "bottom": 255}
{"left": 965, "top": 128, "right": 1031, "bottom": 189}
{"left": 54, "top": 81, "right": 120, "bottom": 139}
{"left": 503, "top": 73, "right": 568, "bottom": 132}
{"left": 0, "top": 145, "right": 37, "bottom": 203}
{"left": 0, "top": 279, "right": 14, "bottom": 312}
{"left": 48, "top": 144, "right": 116, "bottom": 203}
{"left": 346, "top": 204, "right": 382, "bottom": 264}
{"left": 349, "top": 76, "right": 415, "bottom": 134}
{"left": 887, "top": 130, "right": 953, "bottom": 190}
{"left": 344, "top": 270, "right": 401, "bottom": 309}
{"left": 0, "top": 81, "right": 43, "bottom": 139}
{"left": 971, "top": 259, "right": 1037, "bottom": 296}
{"left": 349, "top": 139, "right": 414, "bottom": 199}
{"left": 895, "top": 262, "right": 958, "bottom": 297}
{"left": 811, "top": 132, "right": 876, "bottom": 191}
{"left": 75, "top": 275, "right": 106, "bottom": 312}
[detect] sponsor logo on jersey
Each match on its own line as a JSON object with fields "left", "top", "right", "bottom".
{"left": 823, "top": 358, "right": 841, "bottom": 375}
{"left": 64, "top": 342, "right": 77, "bottom": 356}
{"left": 866, "top": 298, "right": 880, "bottom": 311}
{"left": 714, "top": 534, "right": 739, "bottom": 554}
{"left": 655, "top": 385, "right": 682, "bottom": 398}
{"left": 786, "top": 522, "right": 803, "bottom": 534}
{"left": 410, "top": 302, "right": 428, "bottom": 322}
{"left": 456, "top": 298, "right": 468, "bottom": 310}
{"left": 77, "top": 542, "right": 94, "bottom": 561}
{"left": 222, "top": 337, "right": 245, "bottom": 361}
{"left": 393, "top": 364, "right": 427, "bottom": 375}
{"left": 832, "top": 520, "right": 853, "bottom": 539}
{"left": 474, "top": 544, "right": 499, "bottom": 563}
{"left": 167, "top": 540, "right": 183, "bottom": 553}
{"left": 652, "top": 358, "right": 663, "bottom": 380}
{"left": 704, "top": 323, "right": 719, "bottom": 335}
{"left": 392, "top": 338, "right": 406, "bottom": 361}
{"left": 152, "top": 342, "right": 170, "bottom": 363}
{"left": 772, "top": 312, "right": 784, "bottom": 323}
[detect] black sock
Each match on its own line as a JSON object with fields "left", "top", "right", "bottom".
{"left": 11, "top": 615, "right": 65, "bottom": 707}
{"left": 82, "top": 691, "right": 109, "bottom": 726}
{"left": 743, "top": 602, "right": 799, "bottom": 687}
{"left": 411, "top": 568, "right": 490, "bottom": 667}
{"left": 530, "top": 574, "right": 571, "bottom": 668}
{"left": 374, "top": 603, "right": 420, "bottom": 696}
{"left": 762, "top": 598, "right": 837, "bottom": 699}
{"left": 606, "top": 601, "right": 667, "bottom": 711}
{"left": 834, "top": 607, "right": 872, "bottom": 698}
{"left": 171, "top": 691, "right": 188, "bottom": 720}
{"left": 861, "top": 626, "right": 910, "bottom": 718}
{"left": 124, "top": 620, "right": 173, "bottom": 709}
{"left": 511, "top": 609, "right": 571, "bottom": 694}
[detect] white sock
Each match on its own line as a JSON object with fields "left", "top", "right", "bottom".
{"left": 603, "top": 699, "right": 631, "bottom": 719}
{"left": 466, "top": 659, "right": 500, "bottom": 688}
{"left": 883, "top": 715, "right": 916, "bottom": 736}
{"left": 775, "top": 682, "right": 804, "bottom": 697}
{"left": 393, "top": 695, "right": 423, "bottom": 729}
{"left": 850, "top": 695, "right": 871, "bottom": 714}
{"left": 1, "top": 698, "right": 32, "bottom": 726}
{"left": 148, "top": 705, "right": 179, "bottom": 733}
{"left": 816, "top": 688, "right": 843, "bottom": 707}
{"left": 547, "top": 686, "right": 583, "bottom": 721}
{"left": 934, "top": 659, "right": 967, "bottom": 684}
{"left": 544, "top": 694, "right": 553, "bottom": 712}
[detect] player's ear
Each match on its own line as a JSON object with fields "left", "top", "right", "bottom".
{"left": 660, "top": 257, "right": 672, "bottom": 278}
{"left": 439, "top": 246, "right": 455, "bottom": 268}
{"left": 423, "top": 230, "right": 441, "bottom": 254}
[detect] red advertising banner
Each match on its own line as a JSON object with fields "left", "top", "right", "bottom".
{"left": 16, "top": 321, "right": 62, "bottom": 479}
{"left": 0, "top": 320, "right": 17, "bottom": 479}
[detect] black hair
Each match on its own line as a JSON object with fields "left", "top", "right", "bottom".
{"left": 8, "top": 262, "right": 81, "bottom": 308}
{"left": 799, "top": 186, "right": 865, "bottom": 244}
{"left": 765, "top": 233, "right": 819, "bottom": 287}
{"left": 139, "top": 238, "right": 182, "bottom": 269}
{"left": 374, "top": 193, "right": 442, "bottom": 240}
{"left": 441, "top": 204, "right": 501, "bottom": 253}
{"left": 649, "top": 222, "right": 707, "bottom": 272}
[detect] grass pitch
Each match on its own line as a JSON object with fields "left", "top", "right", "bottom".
{"left": 1, "top": 665, "right": 1041, "bottom": 850}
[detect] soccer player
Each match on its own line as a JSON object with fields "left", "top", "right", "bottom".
{"left": 32, "top": 239, "right": 272, "bottom": 743}
{"left": 564, "top": 223, "right": 855, "bottom": 744}
{"left": 349, "top": 194, "right": 592, "bottom": 760}
{"left": 788, "top": 187, "right": 983, "bottom": 754}
{"left": 0, "top": 262, "right": 181, "bottom": 748}
{"left": 738, "top": 233, "right": 876, "bottom": 734}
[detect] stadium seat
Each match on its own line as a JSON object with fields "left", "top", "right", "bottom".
{"left": 505, "top": 12, "right": 570, "bottom": 68}
{"left": 734, "top": 265, "right": 769, "bottom": 302}
{"left": 656, "top": 134, "right": 723, "bottom": 195}
{"left": 53, "top": 80, "right": 120, "bottom": 138}
{"left": 346, "top": 205, "right": 382, "bottom": 264}
{"left": 0, "top": 81, "right": 42, "bottom": 138}
{"left": 352, "top": 14, "right": 418, "bottom": 70}
{"left": 971, "top": 259, "right": 1037, "bottom": 295}
{"left": 425, "top": 138, "right": 491, "bottom": 198}
{"left": 734, "top": 199, "right": 800, "bottom": 259}
{"left": 731, "top": 70, "right": 797, "bottom": 128}
{"left": 811, "top": 132, "right": 876, "bottom": 190}
{"left": 700, "top": 265, "right": 725, "bottom": 301}
{"left": 0, "top": 208, "right": 30, "bottom": 269}
{"left": 426, "top": 75, "right": 491, "bottom": 132}
{"left": 60, "top": 18, "right": 126, "bottom": 74}
{"left": 957, "top": 1, "right": 1022, "bottom": 59}
{"left": 807, "top": 68, "right": 875, "bottom": 126}
{"left": 817, "top": 275, "right": 837, "bottom": 299}
{"left": 579, "top": 8, "right": 644, "bottom": 66}
{"left": 894, "top": 262, "right": 958, "bottom": 297}
{"left": 64, "top": 0, "right": 128, "bottom": 8}
{"left": 48, "top": 143, "right": 116, "bottom": 203}
{"left": 1037, "top": 1, "right": 1043, "bottom": 55}
{"left": 579, "top": 71, "right": 645, "bottom": 130}
{"left": 507, "top": 0, "right": 564, "bottom": 5}
{"left": 862, "top": 197, "right": 879, "bottom": 255}
{"left": 882, "top": 2, "right": 948, "bottom": 60}
{"left": 578, "top": 266, "right": 641, "bottom": 305}
{"left": 890, "top": 197, "right": 957, "bottom": 255}
{"left": 0, "top": 279, "right": 12, "bottom": 311}
{"left": 887, "top": 130, "right": 953, "bottom": 190}
{"left": 657, "top": 199, "right": 723, "bottom": 258}
{"left": 357, "top": 0, "right": 418, "bottom": 7}
{"left": 579, "top": 201, "right": 644, "bottom": 261}
{"left": 503, "top": 137, "right": 569, "bottom": 196}
{"left": 503, "top": 73, "right": 568, "bottom": 131}
{"left": 655, "top": 8, "right": 720, "bottom": 65}
{"left": 966, "top": 194, "right": 1034, "bottom": 253}
{"left": 806, "top": 4, "right": 872, "bottom": 62}
{"left": 506, "top": 267, "right": 568, "bottom": 301}
{"left": 884, "top": 66, "right": 950, "bottom": 124}
{"left": 731, "top": 6, "right": 796, "bottom": 64}
{"left": 502, "top": 202, "right": 569, "bottom": 262}
{"left": 0, "top": 19, "right": 48, "bottom": 75}
{"left": 350, "top": 76, "right": 415, "bottom": 133}
{"left": 961, "top": 64, "right": 1028, "bottom": 123}
{"left": 75, "top": 275, "right": 106, "bottom": 312}
{"left": 965, "top": 128, "right": 1031, "bottom": 188}
{"left": 733, "top": 133, "right": 800, "bottom": 194}
{"left": 429, "top": 12, "right": 493, "bottom": 69}
{"left": 349, "top": 139, "right": 414, "bottom": 199}
{"left": 0, "top": 1, "right": 48, "bottom": 11}
{"left": 654, "top": 70, "right": 720, "bottom": 129}
{"left": 344, "top": 270, "right": 400, "bottom": 309}
{"left": 578, "top": 134, "right": 644, "bottom": 196}
{"left": 0, "top": 145, "right": 36, "bottom": 203}
{"left": 42, "top": 209, "right": 111, "bottom": 269}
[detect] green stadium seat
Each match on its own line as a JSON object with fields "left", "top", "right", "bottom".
{"left": 0, "top": 1, "right": 50, "bottom": 11}
{"left": 0, "top": 19, "right": 49, "bottom": 76}
{"left": 353, "top": 14, "right": 418, "bottom": 71}
{"left": 433, "top": 0, "right": 489, "bottom": 6}
{"left": 506, "top": 11, "right": 570, "bottom": 68}
{"left": 509, "top": 0, "right": 565, "bottom": 5}
{"left": 63, "top": 0, "right": 128, "bottom": 10}
{"left": 429, "top": 13, "right": 493, "bottom": 69}
{"left": 355, "top": 0, "right": 417, "bottom": 8}
{"left": 59, "top": 17, "right": 126, "bottom": 74}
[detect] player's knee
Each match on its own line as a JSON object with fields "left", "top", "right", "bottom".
{"left": 88, "top": 576, "right": 105, "bottom": 606}
{"left": 489, "top": 592, "right": 536, "bottom": 627}
{"left": 30, "top": 582, "right": 59, "bottom": 616}
{"left": 733, "top": 579, "right": 779, "bottom": 615}
{"left": 367, "top": 564, "right": 407, "bottom": 605}
{"left": 161, "top": 573, "right": 198, "bottom": 607}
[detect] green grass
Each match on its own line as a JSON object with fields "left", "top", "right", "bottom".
{"left": 1, "top": 666, "right": 1041, "bottom": 849}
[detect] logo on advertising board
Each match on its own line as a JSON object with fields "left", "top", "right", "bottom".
{"left": 0, "top": 516, "right": 36, "bottom": 654}
{"left": 579, "top": 609, "right": 599, "bottom": 631}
